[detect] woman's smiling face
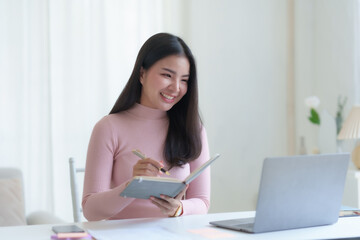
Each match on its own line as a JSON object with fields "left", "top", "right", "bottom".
{"left": 139, "top": 55, "right": 190, "bottom": 111}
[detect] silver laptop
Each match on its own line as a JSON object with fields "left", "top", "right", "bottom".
{"left": 210, "top": 153, "right": 350, "bottom": 233}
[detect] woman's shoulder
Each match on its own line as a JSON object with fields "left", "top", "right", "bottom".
{"left": 93, "top": 112, "right": 128, "bottom": 131}
{"left": 100, "top": 112, "right": 126, "bottom": 122}
{"left": 199, "top": 123, "right": 208, "bottom": 136}
{"left": 90, "top": 112, "right": 133, "bottom": 142}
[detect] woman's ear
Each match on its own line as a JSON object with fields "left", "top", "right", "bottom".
{"left": 139, "top": 67, "right": 145, "bottom": 84}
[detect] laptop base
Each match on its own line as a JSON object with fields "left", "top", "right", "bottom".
{"left": 210, "top": 218, "right": 255, "bottom": 233}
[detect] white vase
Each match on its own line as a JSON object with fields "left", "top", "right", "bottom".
{"left": 318, "top": 110, "right": 337, "bottom": 154}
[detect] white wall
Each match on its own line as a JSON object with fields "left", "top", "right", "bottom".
{"left": 295, "top": 0, "right": 360, "bottom": 155}
{"left": 294, "top": 0, "right": 360, "bottom": 207}
{"left": 183, "top": 0, "right": 291, "bottom": 212}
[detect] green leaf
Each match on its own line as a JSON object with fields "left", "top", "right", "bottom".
{"left": 308, "top": 108, "right": 320, "bottom": 125}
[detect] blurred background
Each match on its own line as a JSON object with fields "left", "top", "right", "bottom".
{"left": 1, "top": 0, "right": 360, "bottom": 222}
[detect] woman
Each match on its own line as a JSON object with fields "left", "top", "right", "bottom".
{"left": 82, "top": 33, "right": 210, "bottom": 221}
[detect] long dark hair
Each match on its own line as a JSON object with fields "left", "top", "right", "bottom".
{"left": 110, "top": 33, "right": 202, "bottom": 167}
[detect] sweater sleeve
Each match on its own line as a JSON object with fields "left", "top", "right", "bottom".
{"left": 181, "top": 127, "right": 211, "bottom": 215}
{"left": 82, "top": 117, "right": 135, "bottom": 221}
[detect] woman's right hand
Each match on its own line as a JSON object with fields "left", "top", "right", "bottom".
{"left": 132, "top": 157, "right": 164, "bottom": 177}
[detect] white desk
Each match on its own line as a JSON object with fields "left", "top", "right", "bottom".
{"left": 1, "top": 211, "right": 360, "bottom": 240}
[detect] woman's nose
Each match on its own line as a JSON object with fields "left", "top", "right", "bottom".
{"left": 169, "top": 79, "right": 180, "bottom": 92}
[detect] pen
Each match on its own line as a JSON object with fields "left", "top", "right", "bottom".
{"left": 132, "top": 149, "right": 170, "bottom": 176}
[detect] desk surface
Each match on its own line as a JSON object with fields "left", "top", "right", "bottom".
{"left": 1, "top": 211, "right": 360, "bottom": 240}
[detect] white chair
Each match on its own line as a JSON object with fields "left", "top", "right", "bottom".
{"left": 69, "top": 157, "right": 85, "bottom": 222}
{"left": 0, "top": 168, "right": 64, "bottom": 226}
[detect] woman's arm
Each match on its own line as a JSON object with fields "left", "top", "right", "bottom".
{"left": 181, "top": 127, "right": 211, "bottom": 215}
{"left": 81, "top": 117, "right": 135, "bottom": 221}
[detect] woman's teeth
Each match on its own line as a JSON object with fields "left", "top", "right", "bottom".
{"left": 161, "top": 93, "right": 174, "bottom": 100}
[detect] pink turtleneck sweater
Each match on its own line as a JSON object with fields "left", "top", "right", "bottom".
{"left": 82, "top": 103, "right": 210, "bottom": 221}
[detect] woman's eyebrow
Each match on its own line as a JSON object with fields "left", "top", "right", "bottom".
{"left": 162, "top": 68, "right": 189, "bottom": 77}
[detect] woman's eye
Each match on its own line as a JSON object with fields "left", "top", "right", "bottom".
{"left": 162, "top": 73, "right": 171, "bottom": 78}
{"left": 182, "top": 79, "right": 189, "bottom": 83}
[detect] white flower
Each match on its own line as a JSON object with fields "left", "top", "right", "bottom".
{"left": 305, "top": 96, "right": 320, "bottom": 109}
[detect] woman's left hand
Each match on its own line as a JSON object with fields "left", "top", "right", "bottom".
{"left": 150, "top": 185, "right": 188, "bottom": 217}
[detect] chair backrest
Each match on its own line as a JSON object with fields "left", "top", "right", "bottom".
{"left": 69, "top": 158, "right": 85, "bottom": 222}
